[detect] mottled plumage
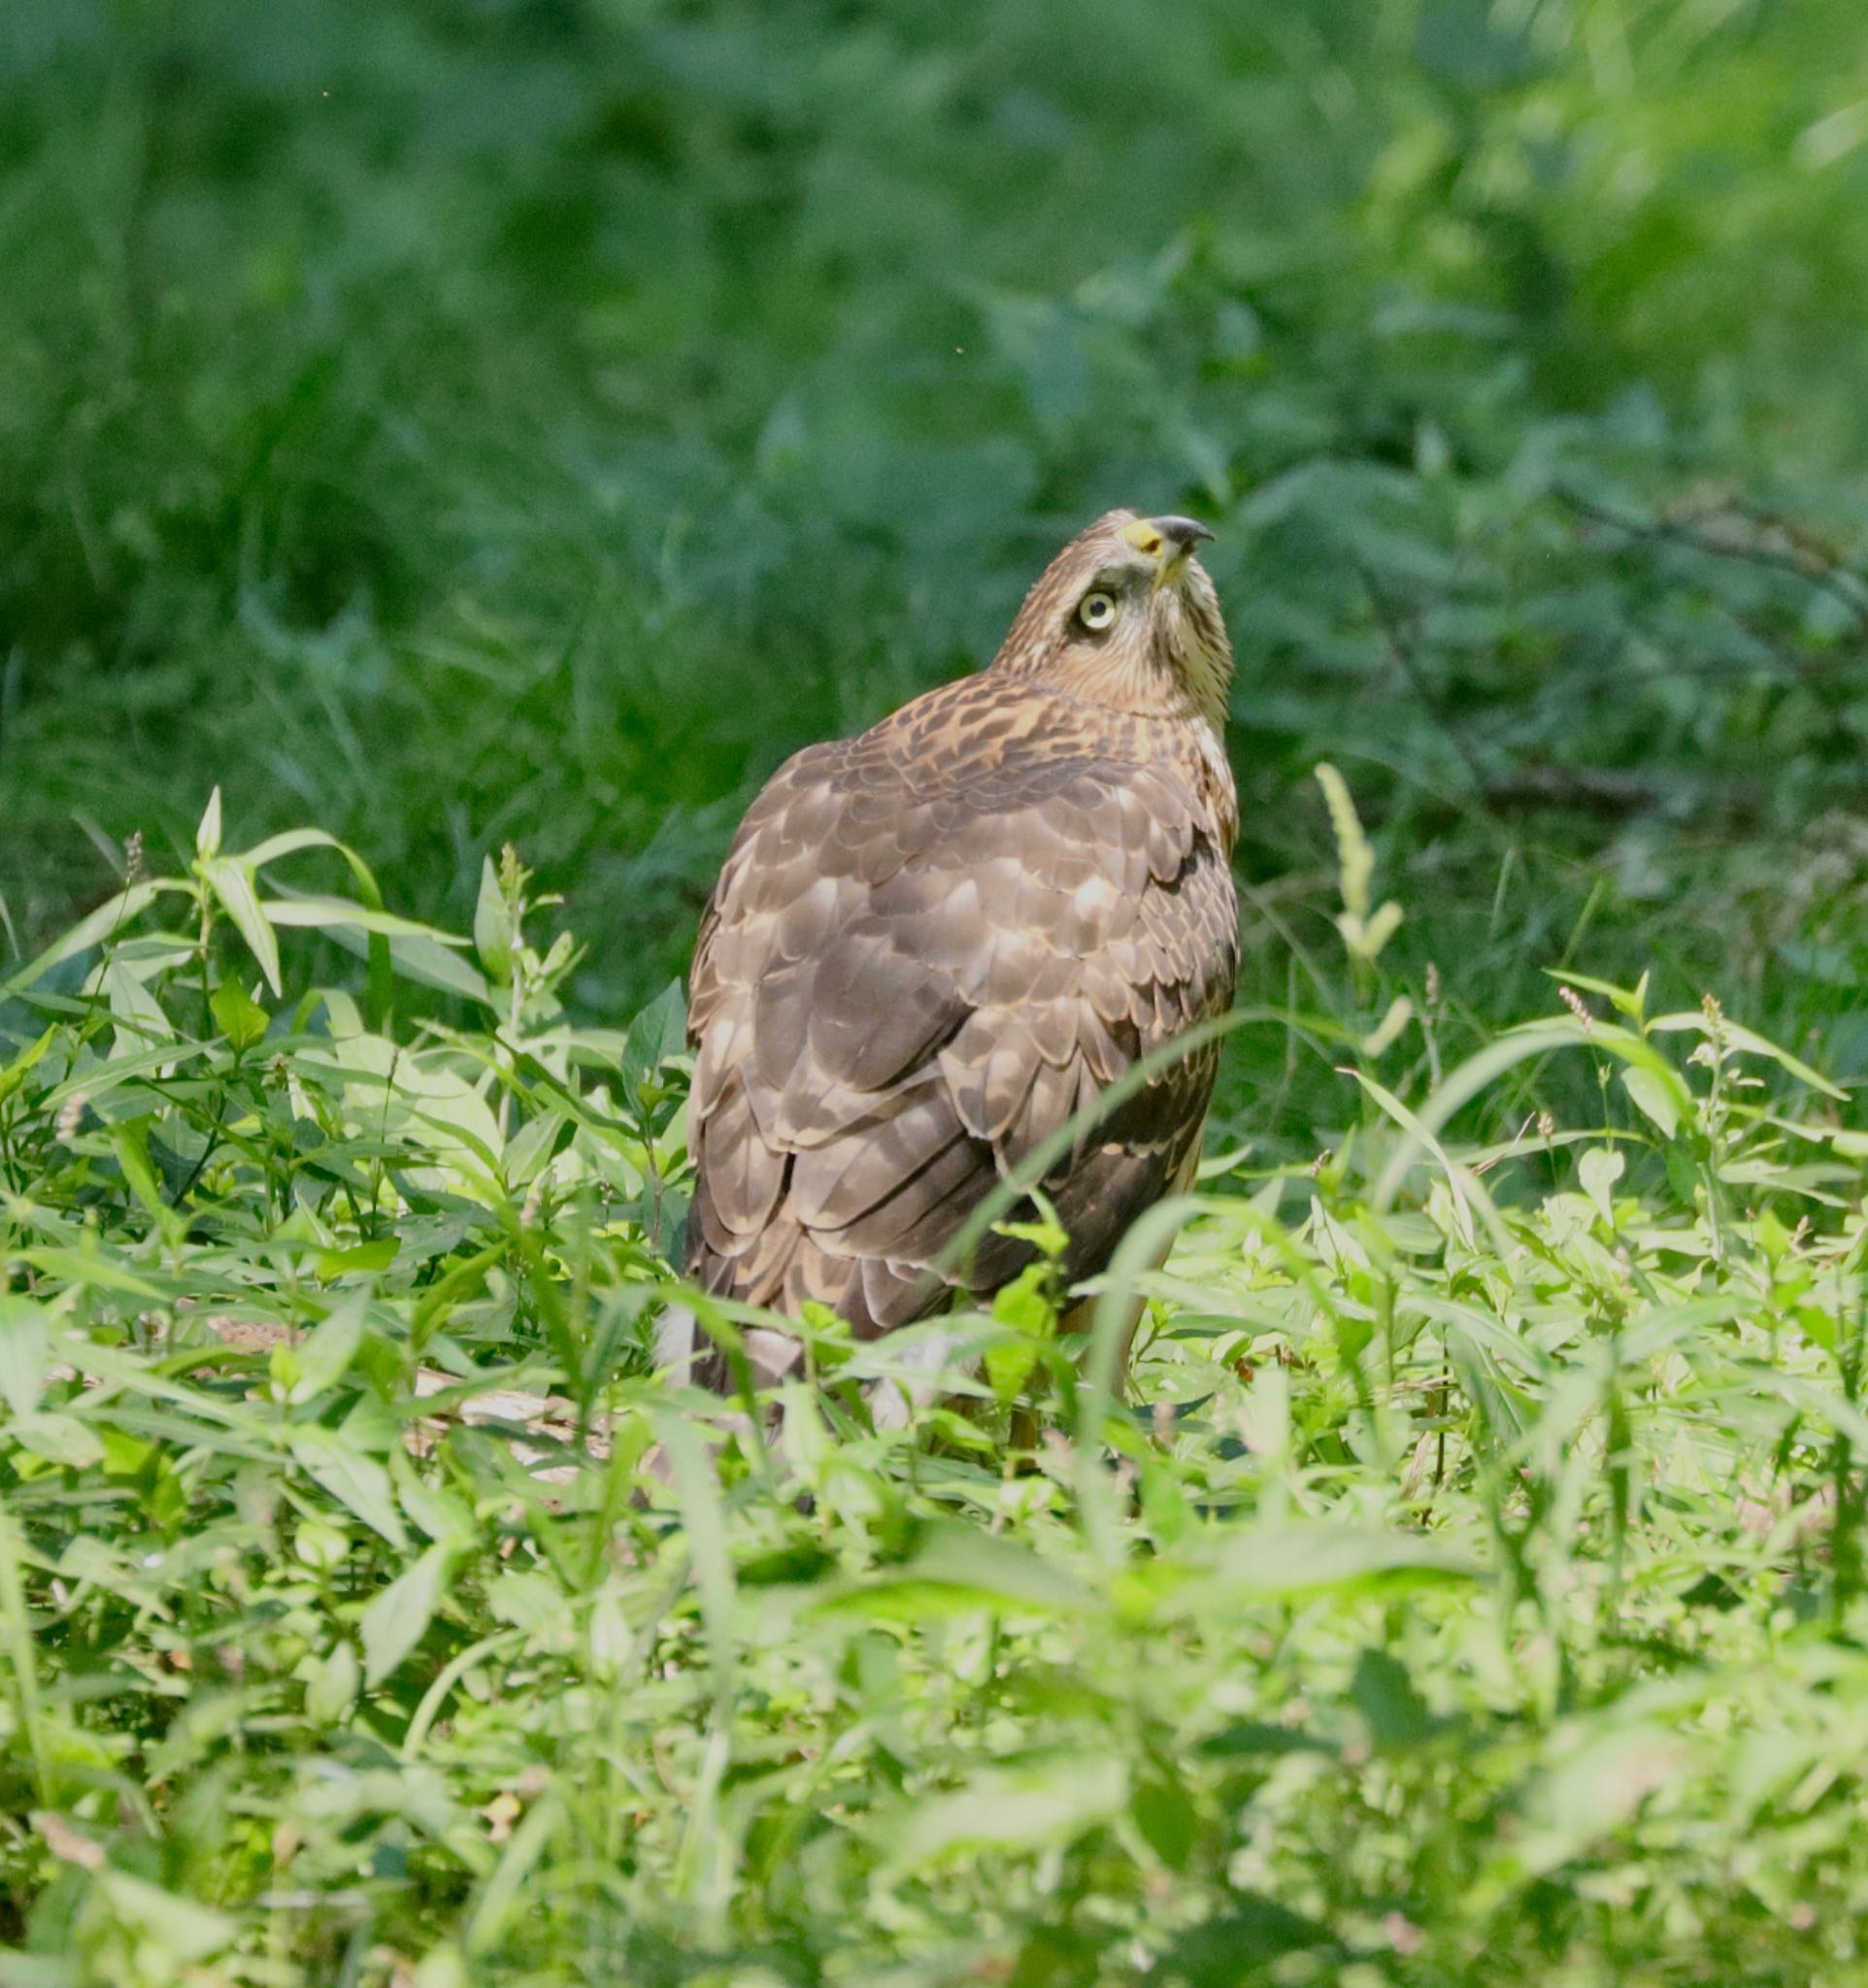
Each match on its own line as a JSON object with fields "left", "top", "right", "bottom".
{"left": 680, "top": 510, "right": 1239, "bottom": 1390}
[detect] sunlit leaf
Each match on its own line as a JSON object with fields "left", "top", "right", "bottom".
{"left": 202, "top": 857, "right": 281, "bottom": 997}
{"left": 0, "top": 1298, "right": 50, "bottom": 1419}
{"left": 879, "top": 1751, "right": 1126, "bottom": 1873}
{"left": 361, "top": 1542, "right": 451, "bottom": 1686}
{"left": 288, "top": 1425, "right": 408, "bottom": 1547}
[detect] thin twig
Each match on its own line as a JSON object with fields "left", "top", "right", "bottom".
{"left": 1556, "top": 484, "right": 1868, "bottom": 628}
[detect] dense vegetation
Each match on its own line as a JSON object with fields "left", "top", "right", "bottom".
{"left": 5, "top": 0, "right": 1868, "bottom": 1980}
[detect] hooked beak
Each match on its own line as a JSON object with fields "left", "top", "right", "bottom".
{"left": 1121, "top": 514, "right": 1215, "bottom": 583}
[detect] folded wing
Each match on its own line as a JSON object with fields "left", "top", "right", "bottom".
{"left": 684, "top": 678, "right": 1239, "bottom": 1339}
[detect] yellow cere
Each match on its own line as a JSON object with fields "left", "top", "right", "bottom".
{"left": 1120, "top": 520, "right": 1165, "bottom": 558}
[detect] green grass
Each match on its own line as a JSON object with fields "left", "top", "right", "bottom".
{"left": 2, "top": 799, "right": 1868, "bottom": 1984}
{"left": 8, "top": 0, "right": 1868, "bottom": 1979}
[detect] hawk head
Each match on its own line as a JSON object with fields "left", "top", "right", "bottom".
{"left": 992, "top": 509, "right": 1234, "bottom": 729}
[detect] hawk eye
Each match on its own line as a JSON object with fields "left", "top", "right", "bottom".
{"left": 1077, "top": 591, "right": 1117, "bottom": 632}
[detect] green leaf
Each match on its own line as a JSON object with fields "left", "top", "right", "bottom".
{"left": 619, "top": 980, "right": 689, "bottom": 1101}
{"left": 280, "top": 1294, "right": 370, "bottom": 1403}
{"left": 210, "top": 977, "right": 270, "bottom": 1052}
{"left": 315, "top": 918, "right": 494, "bottom": 1006}
{"left": 1651, "top": 1010, "right": 1847, "bottom": 1100}
{"left": 1194, "top": 1720, "right": 1335, "bottom": 1761}
{"left": 232, "top": 826, "right": 395, "bottom": 1021}
{"left": 17, "top": 1246, "right": 165, "bottom": 1301}
{"left": 1622, "top": 1065, "right": 1681, "bottom": 1140}
{"left": 0, "top": 1026, "right": 56, "bottom": 1105}
{"left": 194, "top": 785, "right": 223, "bottom": 862}
{"left": 811, "top": 1521, "right": 1096, "bottom": 1621}
{"left": 99, "top": 955, "right": 173, "bottom": 1056}
{"left": 392, "top": 1455, "right": 479, "bottom": 1547}
{"left": 1156, "top": 1897, "right": 1336, "bottom": 1980}
{"left": 12, "top": 1410, "right": 104, "bottom": 1468}
{"left": 473, "top": 855, "right": 517, "bottom": 986}
{"left": 984, "top": 1263, "right": 1055, "bottom": 1401}
{"left": 0, "top": 1299, "right": 50, "bottom": 1419}
{"left": 304, "top": 1639, "right": 361, "bottom": 1723}
{"left": 315, "top": 1239, "right": 400, "bottom": 1283}
{"left": 0, "top": 881, "right": 162, "bottom": 1000}
{"left": 203, "top": 857, "right": 281, "bottom": 997}
{"left": 1203, "top": 1523, "right": 1481, "bottom": 1604}
{"left": 97, "top": 1870, "right": 236, "bottom": 1966}
{"left": 1543, "top": 967, "right": 1648, "bottom": 1021}
{"left": 110, "top": 1118, "right": 179, "bottom": 1238}
{"left": 288, "top": 1424, "right": 407, "bottom": 1547}
{"left": 463, "top": 1795, "right": 562, "bottom": 1958}
{"left": 880, "top": 1750, "right": 1126, "bottom": 1873}
{"left": 360, "top": 1541, "right": 451, "bottom": 1685}
{"left": 654, "top": 1408, "right": 737, "bottom": 1701}
{"left": 1131, "top": 1772, "right": 1197, "bottom": 1872}
{"left": 984, "top": 1335, "right": 1040, "bottom": 1404}
{"left": 412, "top": 1946, "right": 471, "bottom": 1988}
{"left": 1351, "top": 1648, "right": 1434, "bottom": 1752}
{"left": 0, "top": 1949, "right": 74, "bottom": 1988}
{"left": 241, "top": 826, "right": 364, "bottom": 869}
{"left": 1579, "top": 1146, "right": 1625, "bottom": 1226}
{"left": 258, "top": 895, "right": 473, "bottom": 944}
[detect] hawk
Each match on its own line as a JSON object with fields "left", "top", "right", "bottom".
{"left": 677, "top": 510, "right": 1239, "bottom": 1403}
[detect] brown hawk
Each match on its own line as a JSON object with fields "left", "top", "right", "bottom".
{"left": 676, "top": 510, "right": 1239, "bottom": 1402}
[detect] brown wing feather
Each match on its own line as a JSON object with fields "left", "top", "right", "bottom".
{"left": 684, "top": 673, "right": 1238, "bottom": 1346}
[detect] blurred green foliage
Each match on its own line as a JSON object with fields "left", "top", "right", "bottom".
{"left": 6, "top": 0, "right": 1868, "bottom": 1122}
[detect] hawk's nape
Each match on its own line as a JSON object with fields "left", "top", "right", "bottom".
{"left": 677, "top": 509, "right": 1239, "bottom": 1401}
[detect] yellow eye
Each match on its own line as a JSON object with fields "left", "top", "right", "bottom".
{"left": 1078, "top": 591, "right": 1117, "bottom": 632}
